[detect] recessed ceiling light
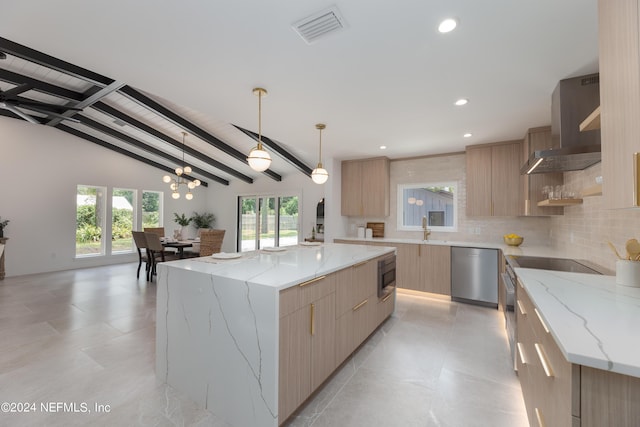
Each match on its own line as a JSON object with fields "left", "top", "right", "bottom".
{"left": 455, "top": 98, "right": 468, "bottom": 106}
{"left": 438, "top": 18, "right": 457, "bottom": 33}
{"left": 379, "top": 145, "right": 387, "bottom": 150}
{"left": 463, "top": 133, "right": 472, "bottom": 138}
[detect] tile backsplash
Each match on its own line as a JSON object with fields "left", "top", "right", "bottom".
{"left": 347, "top": 153, "right": 552, "bottom": 246}
{"left": 345, "top": 153, "right": 640, "bottom": 272}
{"left": 551, "top": 163, "right": 640, "bottom": 272}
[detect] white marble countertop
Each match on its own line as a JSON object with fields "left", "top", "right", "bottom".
{"left": 515, "top": 268, "right": 640, "bottom": 378}
{"left": 334, "top": 236, "right": 571, "bottom": 258}
{"left": 163, "top": 242, "right": 395, "bottom": 291}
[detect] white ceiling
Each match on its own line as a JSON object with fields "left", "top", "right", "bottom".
{"left": 2, "top": 0, "right": 599, "bottom": 173}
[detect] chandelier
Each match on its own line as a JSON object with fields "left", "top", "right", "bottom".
{"left": 311, "top": 123, "right": 329, "bottom": 184}
{"left": 246, "top": 87, "right": 272, "bottom": 172}
{"left": 162, "top": 132, "right": 201, "bottom": 200}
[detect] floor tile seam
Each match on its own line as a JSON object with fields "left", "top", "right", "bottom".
{"left": 436, "top": 364, "right": 523, "bottom": 392}
{"left": 307, "top": 354, "right": 371, "bottom": 426}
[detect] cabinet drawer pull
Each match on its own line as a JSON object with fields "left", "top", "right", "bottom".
{"left": 535, "top": 407, "right": 546, "bottom": 427}
{"left": 352, "top": 261, "right": 367, "bottom": 268}
{"left": 634, "top": 152, "right": 639, "bottom": 207}
{"left": 382, "top": 293, "right": 392, "bottom": 303}
{"left": 534, "top": 308, "right": 549, "bottom": 333}
{"left": 298, "top": 275, "right": 326, "bottom": 287}
{"left": 517, "top": 342, "right": 526, "bottom": 365}
{"left": 517, "top": 278, "right": 524, "bottom": 289}
{"left": 310, "top": 303, "right": 315, "bottom": 336}
{"left": 535, "top": 343, "right": 554, "bottom": 377}
{"left": 517, "top": 299, "right": 526, "bottom": 315}
{"left": 418, "top": 245, "right": 421, "bottom": 257}
{"left": 352, "top": 299, "right": 368, "bottom": 311}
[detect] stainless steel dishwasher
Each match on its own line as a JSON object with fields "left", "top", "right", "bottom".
{"left": 450, "top": 247, "right": 498, "bottom": 308}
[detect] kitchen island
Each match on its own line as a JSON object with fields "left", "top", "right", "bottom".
{"left": 156, "top": 243, "right": 395, "bottom": 427}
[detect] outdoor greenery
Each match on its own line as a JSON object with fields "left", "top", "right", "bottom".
{"left": 191, "top": 211, "right": 216, "bottom": 229}
{"left": 0, "top": 216, "right": 9, "bottom": 230}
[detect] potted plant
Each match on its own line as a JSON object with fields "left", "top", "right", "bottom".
{"left": 0, "top": 217, "right": 8, "bottom": 238}
{"left": 191, "top": 211, "right": 216, "bottom": 229}
{"left": 173, "top": 213, "right": 192, "bottom": 240}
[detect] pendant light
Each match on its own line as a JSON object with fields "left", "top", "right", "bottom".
{"left": 247, "top": 87, "right": 272, "bottom": 172}
{"left": 311, "top": 123, "right": 329, "bottom": 184}
{"left": 162, "top": 132, "right": 201, "bottom": 200}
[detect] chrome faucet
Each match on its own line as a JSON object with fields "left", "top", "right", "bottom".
{"left": 422, "top": 216, "right": 431, "bottom": 240}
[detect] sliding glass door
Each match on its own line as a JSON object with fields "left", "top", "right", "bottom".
{"left": 238, "top": 194, "right": 299, "bottom": 252}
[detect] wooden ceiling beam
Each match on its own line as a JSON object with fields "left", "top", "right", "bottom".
{"left": 119, "top": 85, "right": 282, "bottom": 182}
{"left": 0, "top": 36, "right": 113, "bottom": 87}
{"left": 74, "top": 115, "right": 229, "bottom": 186}
{"left": 233, "top": 125, "right": 313, "bottom": 177}
{"left": 92, "top": 101, "right": 254, "bottom": 184}
{"left": 56, "top": 124, "right": 215, "bottom": 186}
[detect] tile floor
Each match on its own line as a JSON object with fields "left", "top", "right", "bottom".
{"left": 0, "top": 264, "right": 528, "bottom": 426}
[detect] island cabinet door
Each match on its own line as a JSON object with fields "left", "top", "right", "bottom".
{"left": 278, "top": 275, "right": 337, "bottom": 423}
{"left": 335, "top": 259, "right": 377, "bottom": 318}
{"left": 334, "top": 258, "right": 379, "bottom": 365}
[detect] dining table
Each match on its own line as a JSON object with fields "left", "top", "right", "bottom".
{"left": 162, "top": 240, "right": 194, "bottom": 258}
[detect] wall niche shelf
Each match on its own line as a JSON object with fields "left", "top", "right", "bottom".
{"left": 579, "top": 106, "right": 601, "bottom": 132}
{"left": 581, "top": 184, "right": 603, "bottom": 197}
{"left": 537, "top": 199, "right": 584, "bottom": 207}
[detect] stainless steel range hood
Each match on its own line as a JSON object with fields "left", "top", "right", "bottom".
{"left": 521, "top": 73, "right": 601, "bottom": 174}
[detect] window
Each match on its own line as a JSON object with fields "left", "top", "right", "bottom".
{"left": 142, "top": 191, "right": 163, "bottom": 228}
{"left": 112, "top": 188, "right": 136, "bottom": 254}
{"left": 397, "top": 182, "right": 458, "bottom": 232}
{"left": 76, "top": 185, "right": 107, "bottom": 257}
{"left": 238, "top": 194, "right": 299, "bottom": 252}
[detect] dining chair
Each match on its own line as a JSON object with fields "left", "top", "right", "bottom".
{"left": 199, "top": 230, "right": 226, "bottom": 257}
{"left": 184, "top": 228, "right": 212, "bottom": 257}
{"left": 144, "top": 232, "right": 181, "bottom": 279}
{"left": 132, "top": 231, "right": 151, "bottom": 280}
{"left": 143, "top": 227, "right": 165, "bottom": 237}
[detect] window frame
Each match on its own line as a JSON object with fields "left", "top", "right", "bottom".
{"left": 396, "top": 181, "right": 459, "bottom": 232}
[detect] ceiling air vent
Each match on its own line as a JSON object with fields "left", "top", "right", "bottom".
{"left": 292, "top": 6, "right": 347, "bottom": 44}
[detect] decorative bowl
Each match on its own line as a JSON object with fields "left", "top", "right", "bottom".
{"left": 504, "top": 236, "right": 524, "bottom": 247}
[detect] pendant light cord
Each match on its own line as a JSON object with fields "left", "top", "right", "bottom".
{"left": 318, "top": 127, "right": 322, "bottom": 164}
{"left": 257, "top": 91, "right": 263, "bottom": 150}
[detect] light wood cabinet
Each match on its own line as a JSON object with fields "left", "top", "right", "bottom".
{"left": 418, "top": 244, "right": 451, "bottom": 295}
{"left": 279, "top": 255, "right": 394, "bottom": 424}
{"left": 516, "top": 280, "right": 583, "bottom": 427}
{"left": 599, "top": 0, "right": 640, "bottom": 209}
{"left": 335, "top": 259, "right": 377, "bottom": 317}
{"left": 341, "top": 157, "right": 390, "bottom": 217}
{"left": 278, "top": 274, "right": 336, "bottom": 422}
{"left": 521, "top": 127, "right": 564, "bottom": 216}
{"left": 335, "top": 256, "right": 383, "bottom": 365}
{"left": 466, "top": 141, "right": 522, "bottom": 216}
{"left": 337, "top": 240, "right": 450, "bottom": 295}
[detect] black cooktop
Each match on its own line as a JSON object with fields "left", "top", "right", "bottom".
{"left": 507, "top": 256, "right": 601, "bottom": 275}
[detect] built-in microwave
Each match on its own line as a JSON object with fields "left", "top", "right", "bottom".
{"left": 377, "top": 255, "right": 396, "bottom": 297}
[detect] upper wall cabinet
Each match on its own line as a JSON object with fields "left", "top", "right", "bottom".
{"left": 466, "top": 140, "right": 522, "bottom": 216}
{"left": 341, "top": 157, "right": 390, "bottom": 217}
{"left": 599, "top": 0, "right": 640, "bottom": 208}
{"left": 521, "top": 127, "right": 564, "bottom": 216}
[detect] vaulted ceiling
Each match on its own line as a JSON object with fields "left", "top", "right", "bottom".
{"left": 2, "top": 1, "right": 599, "bottom": 186}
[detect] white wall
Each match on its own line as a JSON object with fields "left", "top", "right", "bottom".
{"left": 0, "top": 116, "right": 327, "bottom": 277}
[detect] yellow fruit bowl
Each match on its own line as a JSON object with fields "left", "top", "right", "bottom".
{"left": 504, "top": 236, "right": 524, "bottom": 247}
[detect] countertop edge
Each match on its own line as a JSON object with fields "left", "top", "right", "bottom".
{"left": 161, "top": 243, "right": 396, "bottom": 291}
{"left": 516, "top": 268, "right": 640, "bottom": 379}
